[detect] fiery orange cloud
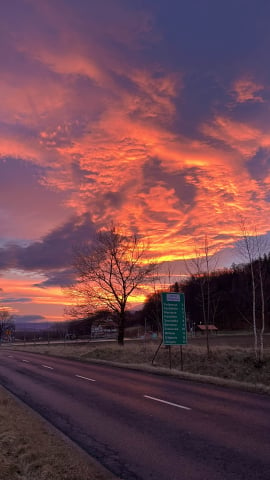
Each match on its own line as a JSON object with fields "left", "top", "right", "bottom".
{"left": 39, "top": 105, "right": 269, "bottom": 263}
{"left": 1, "top": 272, "right": 70, "bottom": 309}
{"left": 202, "top": 116, "right": 262, "bottom": 157}
{"left": 1, "top": 0, "right": 270, "bottom": 324}
{"left": 1, "top": 69, "right": 269, "bottom": 264}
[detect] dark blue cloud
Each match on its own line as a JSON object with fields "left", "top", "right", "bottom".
{"left": 147, "top": 1, "right": 270, "bottom": 69}
{"left": 15, "top": 314, "right": 45, "bottom": 322}
{"left": 0, "top": 157, "right": 71, "bottom": 242}
{"left": 33, "top": 269, "right": 76, "bottom": 288}
{"left": 0, "top": 214, "right": 96, "bottom": 286}
{"left": 14, "top": 314, "right": 48, "bottom": 330}
{"left": 1, "top": 297, "right": 31, "bottom": 303}
{"left": 143, "top": 158, "right": 196, "bottom": 207}
{"left": 126, "top": 1, "right": 270, "bottom": 140}
{"left": 247, "top": 148, "right": 270, "bottom": 182}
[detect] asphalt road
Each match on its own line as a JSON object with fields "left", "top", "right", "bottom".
{"left": 0, "top": 349, "right": 269, "bottom": 480}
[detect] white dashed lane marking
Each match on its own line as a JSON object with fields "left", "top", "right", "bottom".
{"left": 144, "top": 395, "right": 191, "bottom": 411}
{"left": 41, "top": 364, "right": 54, "bottom": 370}
{"left": 22, "top": 359, "right": 30, "bottom": 363}
{"left": 75, "top": 374, "right": 96, "bottom": 382}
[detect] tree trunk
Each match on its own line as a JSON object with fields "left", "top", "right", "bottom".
{"left": 117, "top": 310, "right": 125, "bottom": 345}
{"left": 258, "top": 259, "right": 265, "bottom": 363}
{"left": 89, "top": 321, "right": 92, "bottom": 340}
{"left": 206, "top": 276, "right": 211, "bottom": 359}
{"left": 200, "top": 281, "right": 210, "bottom": 358}
{"left": 250, "top": 263, "right": 258, "bottom": 361}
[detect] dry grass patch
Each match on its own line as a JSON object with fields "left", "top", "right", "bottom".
{"left": 0, "top": 387, "right": 116, "bottom": 480}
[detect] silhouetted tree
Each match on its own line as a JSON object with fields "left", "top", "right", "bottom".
{"left": 238, "top": 219, "right": 269, "bottom": 362}
{"left": 184, "top": 236, "right": 218, "bottom": 357}
{"left": 68, "top": 224, "right": 156, "bottom": 345}
{"left": 141, "top": 291, "right": 162, "bottom": 333}
{"left": 0, "top": 306, "right": 14, "bottom": 344}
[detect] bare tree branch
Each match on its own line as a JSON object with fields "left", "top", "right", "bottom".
{"left": 0, "top": 306, "right": 14, "bottom": 344}
{"left": 66, "top": 224, "right": 157, "bottom": 344}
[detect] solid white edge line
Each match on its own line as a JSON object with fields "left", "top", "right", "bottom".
{"left": 75, "top": 374, "right": 96, "bottom": 382}
{"left": 41, "top": 364, "right": 54, "bottom": 370}
{"left": 144, "top": 395, "right": 191, "bottom": 411}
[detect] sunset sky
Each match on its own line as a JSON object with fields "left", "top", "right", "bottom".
{"left": 1, "top": 0, "right": 270, "bottom": 326}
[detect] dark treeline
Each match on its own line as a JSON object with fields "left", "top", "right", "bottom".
{"left": 142, "top": 254, "right": 270, "bottom": 332}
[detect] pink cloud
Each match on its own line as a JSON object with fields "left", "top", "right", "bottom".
{"left": 231, "top": 78, "right": 264, "bottom": 103}
{"left": 202, "top": 116, "right": 261, "bottom": 157}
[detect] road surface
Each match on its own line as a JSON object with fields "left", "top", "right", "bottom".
{"left": 0, "top": 349, "right": 269, "bottom": 480}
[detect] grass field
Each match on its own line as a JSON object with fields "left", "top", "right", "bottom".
{"left": 0, "top": 387, "right": 117, "bottom": 480}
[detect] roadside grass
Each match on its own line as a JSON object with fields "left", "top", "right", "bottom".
{"left": 9, "top": 340, "right": 270, "bottom": 389}
{"left": 0, "top": 387, "right": 116, "bottom": 480}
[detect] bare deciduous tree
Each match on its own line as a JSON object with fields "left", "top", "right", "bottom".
{"left": 239, "top": 219, "right": 257, "bottom": 359}
{"left": 185, "top": 235, "right": 219, "bottom": 358}
{"left": 0, "top": 306, "right": 14, "bottom": 344}
{"left": 254, "top": 233, "right": 268, "bottom": 362}
{"left": 238, "top": 218, "right": 268, "bottom": 363}
{"left": 68, "top": 224, "right": 156, "bottom": 345}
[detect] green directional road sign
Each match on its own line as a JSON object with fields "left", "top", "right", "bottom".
{"left": 161, "top": 292, "right": 187, "bottom": 345}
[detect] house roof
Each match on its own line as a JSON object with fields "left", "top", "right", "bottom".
{"left": 197, "top": 325, "right": 218, "bottom": 331}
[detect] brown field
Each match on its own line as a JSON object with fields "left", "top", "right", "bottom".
{"left": 188, "top": 332, "right": 270, "bottom": 348}
{"left": 0, "top": 387, "right": 117, "bottom": 480}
